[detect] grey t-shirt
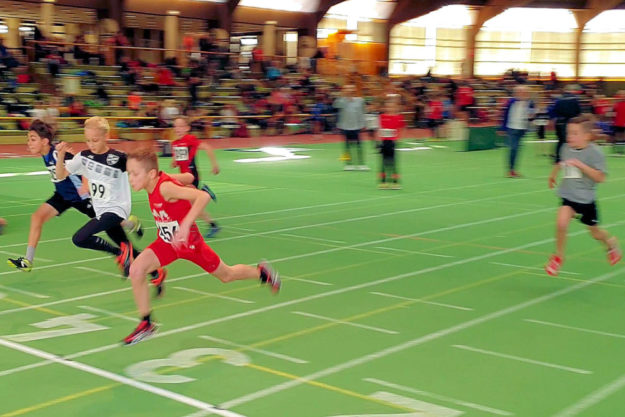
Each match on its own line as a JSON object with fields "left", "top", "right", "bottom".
{"left": 558, "top": 143, "right": 606, "bottom": 204}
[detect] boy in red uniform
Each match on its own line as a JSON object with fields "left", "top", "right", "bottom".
{"left": 378, "top": 94, "right": 405, "bottom": 190}
{"left": 123, "top": 150, "right": 281, "bottom": 345}
{"left": 170, "top": 116, "right": 221, "bottom": 237}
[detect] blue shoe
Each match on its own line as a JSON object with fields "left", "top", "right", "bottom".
{"left": 201, "top": 184, "right": 217, "bottom": 203}
{"left": 204, "top": 224, "right": 220, "bottom": 238}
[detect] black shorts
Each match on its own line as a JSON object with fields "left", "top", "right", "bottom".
{"left": 380, "top": 139, "right": 396, "bottom": 158}
{"left": 614, "top": 126, "right": 625, "bottom": 134}
{"left": 343, "top": 130, "right": 361, "bottom": 142}
{"left": 46, "top": 192, "right": 95, "bottom": 218}
{"left": 562, "top": 198, "right": 599, "bottom": 226}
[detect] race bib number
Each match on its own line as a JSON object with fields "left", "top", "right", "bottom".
{"left": 157, "top": 220, "right": 180, "bottom": 243}
{"left": 173, "top": 146, "right": 190, "bottom": 162}
{"left": 379, "top": 128, "right": 397, "bottom": 138}
{"left": 563, "top": 165, "right": 582, "bottom": 179}
{"left": 89, "top": 180, "right": 111, "bottom": 201}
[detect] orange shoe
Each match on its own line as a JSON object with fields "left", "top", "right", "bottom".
{"left": 545, "top": 255, "right": 563, "bottom": 276}
{"left": 115, "top": 242, "right": 134, "bottom": 277}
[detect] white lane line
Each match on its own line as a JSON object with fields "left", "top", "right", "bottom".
{"left": 375, "top": 246, "right": 454, "bottom": 258}
{"left": 0, "top": 250, "right": 52, "bottom": 262}
{"left": 226, "top": 226, "right": 255, "bottom": 232}
{"left": 370, "top": 291, "right": 473, "bottom": 311}
{"left": 0, "top": 272, "right": 207, "bottom": 316}
{"left": 0, "top": 338, "right": 246, "bottom": 417}
{"left": 452, "top": 344, "right": 592, "bottom": 375}
{"left": 205, "top": 187, "right": 556, "bottom": 245}
{"left": 173, "top": 287, "right": 255, "bottom": 304}
{"left": 79, "top": 305, "right": 138, "bottom": 323}
{"left": 2, "top": 222, "right": 622, "bottom": 379}
{"left": 75, "top": 266, "right": 123, "bottom": 278}
{"left": 219, "top": 267, "right": 624, "bottom": 409}
{"left": 491, "top": 262, "right": 581, "bottom": 276}
{"left": 293, "top": 311, "right": 399, "bottom": 335}
{"left": 364, "top": 378, "right": 513, "bottom": 416}
{"left": 281, "top": 275, "right": 333, "bottom": 286}
{"left": 0, "top": 255, "right": 112, "bottom": 276}
{"left": 198, "top": 335, "right": 308, "bottom": 364}
{"left": 281, "top": 234, "right": 347, "bottom": 244}
{"left": 551, "top": 372, "right": 625, "bottom": 417}
{"left": 525, "top": 319, "right": 625, "bottom": 339}
{"left": 0, "top": 284, "right": 50, "bottom": 299}
{"left": 0, "top": 236, "right": 71, "bottom": 249}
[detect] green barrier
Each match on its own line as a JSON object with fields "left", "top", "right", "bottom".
{"left": 466, "top": 126, "right": 505, "bottom": 151}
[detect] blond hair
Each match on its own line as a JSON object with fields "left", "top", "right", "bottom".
{"left": 84, "top": 116, "right": 110, "bottom": 136}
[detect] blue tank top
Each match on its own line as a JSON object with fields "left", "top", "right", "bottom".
{"left": 42, "top": 146, "right": 86, "bottom": 202}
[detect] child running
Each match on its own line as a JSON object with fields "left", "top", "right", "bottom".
{"left": 378, "top": 94, "right": 405, "bottom": 190}
{"left": 545, "top": 114, "right": 622, "bottom": 276}
{"left": 170, "top": 116, "right": 220, "bottom": 237}
{"left": 54, "top": 117, "right": 166, "bottom": 288}
{"left": 123, "top": 149, "right": 281, "bottom": 344}
{"left": 7, "top": 120, "right": 140, "bottom": 272}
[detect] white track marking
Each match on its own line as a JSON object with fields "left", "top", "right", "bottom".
{"left": 281, "top": 275, "right": 333, "bottom": 286}
{"left": 79, "top": 305, "right": 139, "bottom": 323}
{"left": 0, "top": 256, "right": 112, "bottom": 276}
{"left": 198, "top": 335, "right": 308, "bottom": 364}
{"left": 551, "top": 372, "right": 625, "bottom": 417}
{"left": 219, "top": 267, "right": 624, "bottom": 409}
{"left": 524, "top": 319, "right": 625, "bottom": 339}
{"left": 2, "top": 222, "right": 623, "bottom": 381}
{"left": 281, "top": 234, "right": 347, "bottom": 244}
{"left": 0, "top": 272, "right": 207, "bottom": 316}
{"left": 0, "top": 338, "right": 246, "bottom": 417}
{"left": 370, "top": 292, "right": 473, "bottom": 311}
{"left": 452, "top": 344, "right": 592, "bottom": 375}
{"left": 364, "top": 378, "right": 513, "bottom": 416}
{"left": 0, "top": 250, "right": 52, "bottom": 262}
{"left": 75, "top": 266, "right": 123, "bottom": 278}
{"left": 375, "top": 247, "right": 454, "bottom": 258}
{"left": 174, "top": 287, "right": 255, "bottom": 304}
{"left": 0, "top": 284, "right": 50, "bottom": 299}
{"left": 491, "top": 262, "right": 580, "bottom": 275}
{"left": 293, "top": 311, "right": 399, "bottom": 335}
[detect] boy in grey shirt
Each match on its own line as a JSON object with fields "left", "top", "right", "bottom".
{"left": 546, "top": 115, "right": 621, "bottom": 276}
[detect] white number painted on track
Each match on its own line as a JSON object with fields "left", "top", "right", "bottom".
{"left": 327, "top": 392, "right": 463, "bottom": 417}
{"left": 125, "top": 348, "right": 250, "bottom": 384}
{"left": 3, "top": 313, "right": 108, "bottom": 342}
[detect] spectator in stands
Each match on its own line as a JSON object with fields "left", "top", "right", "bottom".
{"left": 551, "top": 84, "right": 581, "bottom": 162}
{"left": 156, "top": 66, "right": 175, "bottom": 87}
{"left": 128, "top": 90, "right": 142, "bottom": 111}
{"left": 112, "top": 31, "right": 130, "bottom": 65}
{"left": 612, "top": 91, "right": 625, "bottom": 144}
{"left": 187, "top": 59, "right": 202, "bottom": 106}
{"left": 427, "top": 94, "right": 444, "bottom": 139}
{"left": 499, "top": 85, "right": 534, "bottom": 178}
{"left": 160, "top": 99, "right": 180, "bottom": 127}
{"left": 334, "top": 84, "right": 367, "bottom": 171}
{"left": 251, "top": 45, "right": 263, "bottom": 77}
{"left": 266, "top": 60, "right": 282, "bottom": 81}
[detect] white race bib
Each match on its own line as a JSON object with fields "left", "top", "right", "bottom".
{"left": 89, "top": 180, "right": 111, "bottom": 201}
{"left": 173, "top": 146, "right": 190, "bottom": 162}
{"left": 563, "top": 165, "right": 582, "bottom": 179}
{"left": 156, "top": 220, "right": 180, "bottom": 243}
{"left": 380, "top": 128, "right": 397, "bottom": 138}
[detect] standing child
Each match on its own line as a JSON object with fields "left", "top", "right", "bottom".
{"left": 55, "top": 117, "right": 166, "bottom": 288}
{"left": 171, "top": 116, "right": 221, "bottom": 238}
{"left": 124, "top": 149, "right": 281, "bottom": 344}
{"left": 378, "top": 94, "right": 405, "bottom": 190}
{"left": 545, "top": 114, "right": 621, "bottom": 276}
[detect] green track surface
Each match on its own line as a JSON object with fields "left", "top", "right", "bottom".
{"left": 1, "top": 139, "right": 624, "bottom": 417}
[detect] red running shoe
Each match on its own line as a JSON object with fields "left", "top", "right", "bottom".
{"left": 258, "top": 261, "right": 281, "bottom": 294}
{"left": 545, "top": 255, "right": 563, "bottom": 276}
{"left": 608, "top": 247, "right": 622, "bottom": 266}
{"left": 123, "top": 320, "right": 157, "bottom": 345}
